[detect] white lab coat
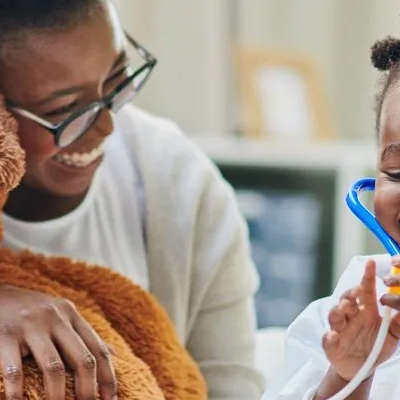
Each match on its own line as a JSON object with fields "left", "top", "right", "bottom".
{"left": 261, "top": 254, "right": 400, "bottom": 399}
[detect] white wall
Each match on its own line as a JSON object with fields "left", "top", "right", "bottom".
{"left": 115, "top": 0, "right": 400, "bottom": 139}
{"left": 115, "top": 0, "right": 232, "bottom": 135}
{"left": 236, "top": 0, "right": 400, "bottom": 140}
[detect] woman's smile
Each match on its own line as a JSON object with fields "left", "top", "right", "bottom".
{"left": 53, "top": 142, "right": 105, "bottom": 168}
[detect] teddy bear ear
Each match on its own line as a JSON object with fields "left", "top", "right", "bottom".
{"left": 0, "top": 95, "right": 25, "bottom": 195}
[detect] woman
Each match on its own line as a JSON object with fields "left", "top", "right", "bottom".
{"left": 0, "top": 1, "right": 264, "bottom": 399}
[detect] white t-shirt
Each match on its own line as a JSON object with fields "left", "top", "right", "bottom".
{"left": 262, "top": 254, "right": 400, "bottom": 400}
{"left": 2, "top": 121, "right": 149, "bottom": 289}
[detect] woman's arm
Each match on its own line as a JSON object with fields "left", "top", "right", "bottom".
{"left": 184, "top": 166, "right": 265, "bottom": 400}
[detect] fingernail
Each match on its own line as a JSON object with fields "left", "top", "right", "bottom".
{"left": 104, "top": 342, "right": 116, "bottom": 356}
{"left": 393, "top": 257, "right": 400, "bottom": 266}
{"left": 384, "top": 276, "right": 395, "bottom": 285}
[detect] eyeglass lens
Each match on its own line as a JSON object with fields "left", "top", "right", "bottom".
{"left": 58, "top": 65, "right": 153, "bottom": 147}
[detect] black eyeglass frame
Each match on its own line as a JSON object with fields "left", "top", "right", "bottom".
{"left": 6, "top": 33, "right": 157, "bottom": 148}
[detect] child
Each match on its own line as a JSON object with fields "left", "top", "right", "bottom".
{"left": 262, "top": 36, "right": 400, "bottom": 399}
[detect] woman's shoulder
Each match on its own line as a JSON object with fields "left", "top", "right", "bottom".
{"left": 114, "top": 104, "right": 187, "bottom": 147}
{"left": 113, "top": 104, "right": 218, "bottom": 185}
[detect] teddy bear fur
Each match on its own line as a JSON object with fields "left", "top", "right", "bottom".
{"left": 0, "top": 98, "right": 207, "bottom": 399}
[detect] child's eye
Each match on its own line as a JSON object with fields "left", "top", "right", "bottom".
{"left": 384, "top": 171, "right": 400, "bottom": 181}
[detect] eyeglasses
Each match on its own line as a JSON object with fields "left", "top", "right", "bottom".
{"left": 6, "top": 33, "right": 157, "bottom": 148}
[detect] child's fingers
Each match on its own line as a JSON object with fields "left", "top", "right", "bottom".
{"left": 340, "top": 286, "right": 361, "bottom": 307}
{"left": 392, "top": 256, "right": 400, "bottom": 267}
{"left": 339, "top": 287, "right": 360, "bottom": 303}
{"left": 328, "top": 305, "right": 347, "bottom": 332}
{"left": 322, "top": 331, "right": 339, "bottom": 353}
{"left": 381, "top": 294, "right": 400, "bottom": 311}
{"left": 359, "top": 260, "right": 377, "bottom": 310}
{"left": 383, "top": 275, "right": 400, "bottom": 287}
{"left": 383, "top": 256, "right": 400, "bottom": 288}
{"left": 388, "top": 310, "right": 400, "bottom": 340}
{"left": 338, "top": 298, "right": 359, "bottom": 319}
{"left": 328, "top": 289, "right": 361, "bottom": 332}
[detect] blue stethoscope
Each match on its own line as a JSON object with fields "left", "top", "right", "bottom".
{"left": 346, "top": 177, "right": 400, "bottom": 256}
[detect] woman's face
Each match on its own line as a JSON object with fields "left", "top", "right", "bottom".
{"left": 0, "top": 2, "right": 127, "bottom": 197}
{"left": 374, "top": 83, "right": 400, "bottom": 244}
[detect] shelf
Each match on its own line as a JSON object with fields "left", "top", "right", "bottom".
{"left": 191, "top": 135, "right": 377, "bottom": 171}
{"left": 192, "top": 134, "right": 377, "bottom": 284}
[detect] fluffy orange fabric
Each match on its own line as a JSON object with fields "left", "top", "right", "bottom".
{"left": 0, "top": 98, "right": 207, "bottom": 399}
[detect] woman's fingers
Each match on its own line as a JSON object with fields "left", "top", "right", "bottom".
{"left": 24, "top": 332, "right": 66, "bottom": 400}
{"left": 0, "top": 336, "right": 24, "bottom": 400}
{"left": 72, "top": 314, "right": 117, "bottom": 400}
{"left": 0, "top": 287, "right": 118, "bottom": 398}
{"left": 52, "top": 322, "right": 98, "bottom": 400}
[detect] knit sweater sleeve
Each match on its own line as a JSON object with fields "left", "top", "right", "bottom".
{"left": 183, "top": 146, "right": 266, "bottom": 400}
{"left": 116, "top": 106, "right": 265, "bottom": 399}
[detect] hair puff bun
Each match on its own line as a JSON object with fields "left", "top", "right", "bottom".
{"left": 371, "top": 36, "right": 400, "bottom": 71}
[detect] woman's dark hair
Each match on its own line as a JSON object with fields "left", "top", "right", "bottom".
{"left": 371, "top": 36, "right": 400, "bottom": 134}
{"left": 0, "top": 0, "right": 105, "bottom": 41}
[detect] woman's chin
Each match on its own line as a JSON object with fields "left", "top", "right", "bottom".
{"left": 43, "top": 155, "right": 103, "bottom": 197}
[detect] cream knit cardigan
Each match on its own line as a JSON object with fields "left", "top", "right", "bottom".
{"left": 116, "top": 105, "right": 265, "bottom": 399}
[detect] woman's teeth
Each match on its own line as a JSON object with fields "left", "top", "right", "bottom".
{"left": 54, "top": 145, "right": 104, "bottom": 168}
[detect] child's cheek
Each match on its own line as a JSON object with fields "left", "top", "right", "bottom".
{"left": 374, "top": 179, "right": 400, "bottom": 241}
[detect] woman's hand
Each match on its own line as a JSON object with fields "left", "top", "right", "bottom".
{"left": 0, "top": 285, "right": 117, "bottom": 400}
{"left": 322, "top": 259, "right": 400, "bottom": 382}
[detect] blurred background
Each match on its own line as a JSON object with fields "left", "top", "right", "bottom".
{"left": 116, "top": 0, "right": 399, "bottom": 329}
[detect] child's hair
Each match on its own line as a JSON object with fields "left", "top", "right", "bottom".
{"left": 0, "top": 0, "right": 105, "bottom": 43}
{"left": 371, "top": 36, "right": 400, "bottom": 135}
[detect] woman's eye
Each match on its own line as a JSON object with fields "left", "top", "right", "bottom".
{"left": 43, "top": 101, "right": 78, "bottom": 118}
{"left": 105, "top": 65, "right": 129, "bottom": 85}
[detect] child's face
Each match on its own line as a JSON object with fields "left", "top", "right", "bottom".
{"left": 374, "top": 83, "right": 400, "bottom": 243}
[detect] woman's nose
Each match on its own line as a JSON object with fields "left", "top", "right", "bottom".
{"left": 93, "top": 107, "right": 114, "bottom": 138}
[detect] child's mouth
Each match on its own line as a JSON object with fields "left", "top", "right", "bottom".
{"left": 53, "top": 144, "right": 104, "bottom": 168}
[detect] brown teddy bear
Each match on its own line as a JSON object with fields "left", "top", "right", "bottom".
{"left": 0, "top": 99, "right": 207, "bottom": 399}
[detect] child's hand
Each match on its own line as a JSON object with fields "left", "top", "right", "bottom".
{"left": 381, "top": 260, "right": 400, "bottom": 309}
{"left": 322, "top": 259, "right": 400, "bottom": 382}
